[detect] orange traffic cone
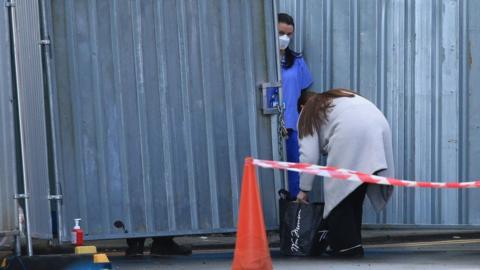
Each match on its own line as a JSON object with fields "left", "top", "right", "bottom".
{"left": 232, "top": 157, "right": 273, "bottom": 270}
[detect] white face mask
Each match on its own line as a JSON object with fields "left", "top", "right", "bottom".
{"left": 279, "top": 34, "right": 290, "bottom": 50}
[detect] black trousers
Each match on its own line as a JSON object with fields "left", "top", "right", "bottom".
{"left": 326, "top": 184, "right": 368, "bottom": 252}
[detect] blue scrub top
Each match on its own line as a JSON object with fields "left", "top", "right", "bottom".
{"left": 281, "top": 56, "right": 313, "bottom": 130}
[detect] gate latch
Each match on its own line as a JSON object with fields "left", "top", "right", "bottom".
{"left": 259, "top": 82, "right": 282, "bottom": 115}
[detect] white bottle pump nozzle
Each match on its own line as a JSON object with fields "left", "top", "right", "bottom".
{"left": 74, "top": 218, "right": 81, "bottom": 229}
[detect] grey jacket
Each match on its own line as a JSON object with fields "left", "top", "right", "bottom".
{"left": 298, "top": 94, "right": 395, "bottom": 218}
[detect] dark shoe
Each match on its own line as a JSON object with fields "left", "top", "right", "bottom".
{"left": 125, "top": 238, "right": 145, "bottom": 257}
{"left": 327, "top": 245, "right": 364, "bottom": 258}
{"left": 125, "top": 247, "right": 143, "bottom": 257}
{"left": 150, "top": 237, "right": 192, "bottom": 256}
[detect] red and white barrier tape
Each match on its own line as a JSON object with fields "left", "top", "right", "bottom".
{"left": 253, "top": 159, "right": 480, "bottom": 189}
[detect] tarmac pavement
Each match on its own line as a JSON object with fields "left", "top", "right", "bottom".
{"left": 109, "top": 238, "right": 480, "bottom": 270}
{"left": 2, "top": 229, "right": 480, "bottom": 269}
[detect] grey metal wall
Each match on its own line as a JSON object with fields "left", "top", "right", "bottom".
{"left": 11, "top": 0, "right": 52, "bottom": 238}
{"left": 46, "top": 0, "right": 281, "bottom": 241}
{"left": 0, "top": 2, "right": 17, "bottom": 234}
{"left": 280, "top": 0, "right": 480, "bottom": 226}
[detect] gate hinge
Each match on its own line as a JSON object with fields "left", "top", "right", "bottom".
{"left": 4, "top": 0, "right": 15, "bottom": 7}
{"left": 39, "top": 39, "right": 51, "bottom": 45}
{"left": 14, "top": 193, "right": 29, "bottom": 199}
{"left": 47, "top": 194, "right": 63, "bottom": 200}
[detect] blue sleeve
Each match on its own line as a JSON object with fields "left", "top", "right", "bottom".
{"left": 298, "top": 57, "right": 313, "bottom": 90}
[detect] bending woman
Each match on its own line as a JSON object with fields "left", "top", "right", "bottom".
{"left": 296, "top": 89, "right": 394, "bottom": 257}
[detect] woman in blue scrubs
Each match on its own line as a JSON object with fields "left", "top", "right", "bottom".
{"left": 278, "top": 13, "right": 313, "bottom": 198}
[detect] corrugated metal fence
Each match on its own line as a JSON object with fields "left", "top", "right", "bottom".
{"left": 280, "top": 0, "right": 480, "bottom": 226}
{"left": 44, "top": 0, "right": 281, "bottom": 241}
{"left": 0, "top": 1, "right": 17, "bottom": 235}
{"left": 8, "top": 0, "right": 480, "bottom": 246}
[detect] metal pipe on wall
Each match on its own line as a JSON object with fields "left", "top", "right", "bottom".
{"left": 2, "top": 0, "right": 21, "bottom": 256}
{"left": 39, "top": 0, "right": 64, "bottom": 245}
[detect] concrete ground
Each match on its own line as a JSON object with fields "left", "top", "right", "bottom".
{"left": 2, "top": 229, "right": 480, "bottom": 269}
{"left": 109, "top": 239, "right": 480, "bottom": 270}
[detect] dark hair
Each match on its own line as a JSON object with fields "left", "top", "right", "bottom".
{"left": 278, "top": 13, "right": 295, "bottom": 27}
{"left": 278, "top": 13, "right": 297, "bottom": 69}
{"left": 298, "top": 89, "right": 357, "bottom": 138}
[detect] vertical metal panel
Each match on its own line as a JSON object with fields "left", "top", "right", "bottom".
{"left": 280, "top": 0, "right": 480, "bottom": 226}
{"left": 48, "top": 0, "right": 279, "bottom": 241}
{"left": 466, "top": 0, "right": 480, "bottom": 224}
{"left": 11, "top": 0, "right": 52, "bottom": 238}
{"left": 278, "top": 0, "right": 305, "bottom": 51}
{"left": 0, "top": 3, "right": 17, "bottom": 235}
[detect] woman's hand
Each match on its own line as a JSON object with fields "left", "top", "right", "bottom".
{"left": 296, "top": 191, "right": 309, "bottom": 204}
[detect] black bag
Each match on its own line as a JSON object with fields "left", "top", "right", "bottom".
{"left": 279, "top": 190, "right": 326, "bottom": 256}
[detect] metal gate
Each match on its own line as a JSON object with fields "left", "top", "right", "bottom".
{"left": 280, "top": 0, "right": 480, "bottom": 226}
{"left": 39, "top": 0, "right": 283, "bottom": 241}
